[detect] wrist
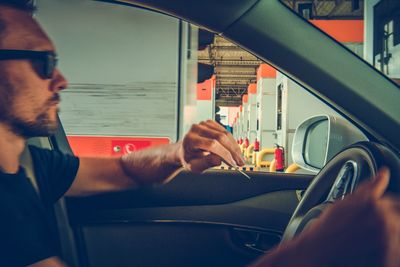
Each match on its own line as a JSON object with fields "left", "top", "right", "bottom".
{"left": 159, "top": 142, "right": 185, "bottom": 184}
{"left": 119, "top": 142, "right": 184, "bottom": 186}
{"left": 167, "top": 141, "right": 184, "bottom": 167}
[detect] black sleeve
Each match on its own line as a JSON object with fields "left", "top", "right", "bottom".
{"left": 0, "top": 170, "right": 59, "bottom": 266}
{"left": 28, "top": 145, "right": 80, "bottom": 204}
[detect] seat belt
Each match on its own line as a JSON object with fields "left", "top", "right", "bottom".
{"left": 20, "top": 145, "right": 40, "bottom": 194}
{"left": 20, "top": 143, "right": 80, "bottom": 266}
{"left": 21, "top": 137, "right": 53, "bottom": 194}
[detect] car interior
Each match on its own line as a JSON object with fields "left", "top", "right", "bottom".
{"left": 17, "top": 0, "right": 400, "bottom": 266}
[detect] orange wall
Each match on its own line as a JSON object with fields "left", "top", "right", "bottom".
{"left": 197, "top": 75, "right": 216, "bottom": 101}
{"left": 197, "top": 79, "right": 212, "bottom": 100}
{"left": 242, "top": 94, "right": 248, "bottom": 104}
{"left": 257, "top": 64, "right": 277, "bottom": 80}
{"left": 248, "top": 83, "right": 257, "bottom": 94}
{"left": 310, "top": 20, "right": 364, "bottom": 43}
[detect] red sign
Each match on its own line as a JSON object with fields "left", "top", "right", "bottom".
{"left": 67, "top": 136, "right": 170, "bottom": 157}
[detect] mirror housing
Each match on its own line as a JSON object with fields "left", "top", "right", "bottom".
{"left": 292, "top": 115, "right": 367, "bottom": 173}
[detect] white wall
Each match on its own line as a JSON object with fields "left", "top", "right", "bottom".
{"left": 219, "top": 107, "right": 229, "bottom": 126}
{"left": 241, "top": 103, "right": 249, "bottom": 140}
{"left": 247, "top": 93, "right": 257, "bottom": 143}
{"left": 276, "top": 72, "right": 343, "bottom": 165}
{"left": 364, "top": 0, "right": 381, "bottom": 63}
{"left": 257, "top": 78, "right": 276, "bottom": 149}
{"left": 36, "top": 0, "right": 181, "bottom": 141}
{"left": 196, "top": 101, "right": 214, "bottom": 122}
{"left": 196, "top": 79, "right": 215, "bottom": 123}
{"left": 179, "top": 24, "right": 199, "bottom": 138}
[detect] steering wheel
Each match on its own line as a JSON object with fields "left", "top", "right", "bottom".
{"left": 281, "top": 141, "right": 400, "bottom": 242}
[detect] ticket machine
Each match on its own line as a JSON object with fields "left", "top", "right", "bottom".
{"left": 255, "top": 64, "right": 277, "bottom": 167}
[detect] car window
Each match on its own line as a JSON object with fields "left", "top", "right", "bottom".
{"left": 203, "top": 2, "right": 386, "bottom": 174}
{"left": 36, "top": 0, "right": 397, "bottom": 174}
{"left": 37, "top": 0, "right": 178, "bottom": 157}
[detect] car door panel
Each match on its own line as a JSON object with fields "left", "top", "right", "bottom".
{"left": 66, "top": 170, "right": 312, "bottom": 267}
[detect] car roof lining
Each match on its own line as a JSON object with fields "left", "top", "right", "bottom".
{"left": 114, "top": 0, "right": 260, "bottom": 33}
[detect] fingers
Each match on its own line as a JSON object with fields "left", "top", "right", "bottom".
{"left": 184, "top": 133, "right": 237, "bottom": 167}
{"left": 354, "top": 167, "right": 390, "bottom": 200}
{"left": 192, "top": 122, "right": 244, "bottom": 165}
{"left": 201, "top": 119, "right": 226, "bottom": 132}
{"left": 188, "top": 153, "right": 222, "bottom": 173}
{"left": 181, "top": 120, "right": 246, "bottom": 173}
{"left": 371, "top": 167, "right": 390, "bottom": 200}
{"left": 200, "top": 120, "right": 241, "bottom": 153}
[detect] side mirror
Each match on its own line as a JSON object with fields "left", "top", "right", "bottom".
{"left": 292, "top": 115, "right": 367, "bottom": 173}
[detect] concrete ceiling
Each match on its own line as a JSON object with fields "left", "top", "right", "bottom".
{"left": 198, "top": 36, "right": 262, "bottom": 106}
{"left": 197, "top": 0, "right": 364, "bottom": 107}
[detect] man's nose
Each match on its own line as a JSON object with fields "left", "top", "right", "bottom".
{"left": 50, "top": 68, "right": 68, "bottom": 92}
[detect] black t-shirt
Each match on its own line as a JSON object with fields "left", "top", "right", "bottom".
{"left": 0, "top": 146, "right": 79, "bottom": 266}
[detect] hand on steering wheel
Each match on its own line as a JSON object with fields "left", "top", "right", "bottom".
{"left": 250, "top": 167, "right": 400, "bottom": 267}
{"left": 291, "top": 167, "right": 400, "bottom": 267}
{"left": 282, "top": 142, "right": 400, "bottom": 241}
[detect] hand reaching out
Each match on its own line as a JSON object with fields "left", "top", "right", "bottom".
{"left": 179, "top": 120, "right": 245, "bottom": 173}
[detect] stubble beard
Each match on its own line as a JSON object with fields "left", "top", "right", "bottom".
{"left": 6, "top": 108, "right": 59, "bottom": 138}
{"left": 0, "top": 76, "right": 59, "bottom": 139}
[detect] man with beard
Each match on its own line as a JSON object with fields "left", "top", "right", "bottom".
{"left": 0, "top": 1, "right": 399, "bottom": 267}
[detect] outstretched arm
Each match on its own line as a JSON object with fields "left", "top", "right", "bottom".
{"left": 66, "top": 120, "right": 244, "bottom": 196}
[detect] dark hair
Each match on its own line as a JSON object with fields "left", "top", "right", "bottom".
{"left": 0, "top": 0, "right": 36, "bottom": 12}
{"left": 0, "top": 0, "right": 36, "bottom": 42}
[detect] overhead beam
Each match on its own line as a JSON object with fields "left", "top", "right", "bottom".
{"left": 216, "top": 97, "right": 243, "bottom": 106}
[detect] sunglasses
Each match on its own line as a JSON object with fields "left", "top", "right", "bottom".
{"left": 0, "top": 50, "right": 57, "bottom": 79}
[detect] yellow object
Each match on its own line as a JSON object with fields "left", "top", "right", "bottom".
{"left": 256, "top": 148, "right": 274, "bottom": 168}
{"left": 252, "top": 151, "right": 257, "bottom": 165}
{"left": 269, "top": 159, "right": 276, "bottom": 172}
{"left": 285, "top": 163, "right": 300, "bottom": 173}
{"left": 239, "top": 143, "right": 246, "bottom": 154}
{"left": 246, "top": 144, "right": 255, "bottom": 159}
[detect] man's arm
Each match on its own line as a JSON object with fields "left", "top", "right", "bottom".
{"left": 66, "top": 120, "right": 244, "bottom": 196}
{"left": 65, "top": 142, "right": 181, "bottom": 196}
